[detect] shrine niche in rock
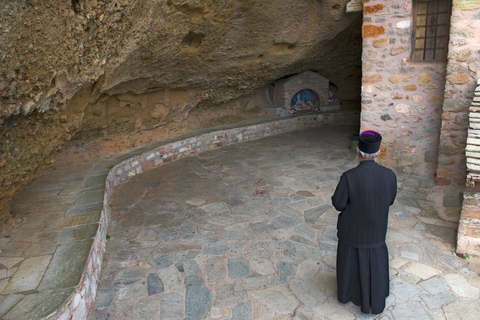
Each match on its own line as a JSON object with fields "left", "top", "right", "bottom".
{"left": 290, "top": 89, "right": 322, "bottom": 114}
{"left": 266, "top": 71, "right": 336, "bottom": 118}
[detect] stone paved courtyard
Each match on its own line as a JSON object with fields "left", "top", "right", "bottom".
{"left": 89, "top": 125, "right": 480, "bottom": 320}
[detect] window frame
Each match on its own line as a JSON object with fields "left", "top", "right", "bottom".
{"left": 411, "top": 0, "right": 452, "bottom": 63}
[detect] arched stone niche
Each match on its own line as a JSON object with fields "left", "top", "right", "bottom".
{"left": 267, "top": 71, "right": 329, "bottom": 117}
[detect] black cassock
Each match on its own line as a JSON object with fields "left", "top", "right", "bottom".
{"left": 331, "top": 160, "right": 397, "bottom": 314}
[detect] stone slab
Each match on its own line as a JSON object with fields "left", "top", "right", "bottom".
{"left": 185, "top": 276, "right": 211, "bottom": 319}
{"left": 404, "top": 262, "right": 441, "bottom": 280}
{"left": 442, "top": 300, "right": 480, "bottom": 320}
{"left": 54, "top": 212, "right": 101, "bottom": 229}
{"left": 228, "top": 258, "right": 250, "bottom": 278}
{"left": 418, "top": 277, "right": 450, "bottom": 295}
{"left": 294, "top": 260, "right": 321, "bottom": 279}
{"left": 118, "top": 282, "right": 146, "bottom": 300}
{"left": 76, "top": 188, "right": 105, "bottom": 206}
{"left": 313, "top": 271, "right": 337, "bottom": 298}
{"left": 135, "top": 299, "right": 159, "bottom": 320}
{"left": 313, "top": 300, "right": 355, "bottom": 320}
{"left": 83, "top": 175, "right": 108, "bottom": 189}
{"left": 444, "top": 274, "right": 480, "bottom": 299}
{"left": 277, "top": 261, "right": 295, "bottom": 284}
{"left": 39, "top": 239, "right": 93, "bottom": 290}
{"left": 0, "top": 294, "right": 23, "bottom": 317}
{"left": 147, "top": 273, "right": 164, "bottom": 296}
{"left": 251, "top": 286, "right": 299, "bottom": 315}
{"left": 2, "top": 255, "right": 51, "bottom": 294}
{"left": 3, "top": 288, "right": 72, "bottom": 320}
{"left": 203, "top": 244, "right": 228, "bottom": 255}
{"left": 250, "top": 259, "right": 275, "bottom": 276}
{"left": 290, "top": 278, "right": 326, "bottom": 307}
{"left": 232, "top": 301, "right": 251, "bottom": 320}
{"left": 58, "top": 223, "right": 99, "bottom": 243}
{"left": 153, "top": 254, "right": 173, "bottom": 269}
{"left": 157, "top": 265, "right": 185, "bottom": 293}
{"left": 304, "top": 204, "right": 331, "bottom": 224}
{"left": 246, "top": 275, "right": 275, "bottom": 290}
{"left": 0, "top": 258, "right": 24, "bottom": 269}
{"left": 23, "top": 242, "right": 57, "bottom": 256}
{"left": 391, "top": 301, "right": 430, "bottom": 320}
{"left": 391, "top": 278, "right": 421, "bottom": 301}
{"left": 420, "top": 293, "right": 456, "bottom": 310}
{"left": 94, "top": 289, "right": 116, "bottom": 310}
{"left": 66, "top": 202, "right": 103, "bottom": 216}
{"left": 160, "top": 293, "right": 184, "bottom": 319}
{"left": 215, "top": 280, "right": 247, "bottom": 306}
{"left": 206, "top": 256, "right": 226, "bottom": 283}
{"left": 294, "top": 224, "right": 317, "bottom": 240}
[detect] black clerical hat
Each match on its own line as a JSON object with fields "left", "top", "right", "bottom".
{"left": 358, "top": 131, "right": 382, "bottom": 153}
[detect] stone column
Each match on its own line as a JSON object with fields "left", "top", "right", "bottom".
{"left": 436, "top": 0, "right": 480, "bottom": 186}
{"left": 439, "top": 0, "right": 480, "bottom": 256}
{"left": 457, "top": 189, "right": 480, "bottom": 256}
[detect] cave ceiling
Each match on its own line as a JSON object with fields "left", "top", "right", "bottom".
{"left": 0, "top": 0, "right": 362, "bottom": 222}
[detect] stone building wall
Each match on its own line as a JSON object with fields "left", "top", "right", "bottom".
{"left": 360, "top": 0, "right": 447, "bottom": 176}
{"left": 436, "top": 0, "right": 480, "bottom": 186}
{"left": 361, "top": 0, "right": 480, "bottom": 255}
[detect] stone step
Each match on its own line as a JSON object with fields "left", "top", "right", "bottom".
{"left": 466, "top": 145, "right": 480, "bottom": 152}
{"left": 466, "top": 152, "right": 480, "bottom": 159}
{"left": 470, "top": 123, "right": 480, "bottom": 129}
{"left": 467, "top": 162, "right": 480, "bottom": 171}
{"left": 467, "top": 137, "right": 480, "bottom": 145}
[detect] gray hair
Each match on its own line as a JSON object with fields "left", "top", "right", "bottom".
{"left": 359, "top": 150, "right": 379, "bottom": 159}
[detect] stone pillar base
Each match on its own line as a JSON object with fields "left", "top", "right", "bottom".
{"left": 456, "top": 188, "right": 480, "bottom": 256}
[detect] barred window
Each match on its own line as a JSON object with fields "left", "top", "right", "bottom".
{"left": 412, "top": 0, "right": 451, "bottom": 62}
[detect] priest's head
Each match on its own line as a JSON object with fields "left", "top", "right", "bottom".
{"left": 358, "top": 131, "right": 382, "bottom": 160}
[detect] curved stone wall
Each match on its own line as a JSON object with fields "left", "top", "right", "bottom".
{"left": 49, "top": 111, "right": 359, "bottom": 319}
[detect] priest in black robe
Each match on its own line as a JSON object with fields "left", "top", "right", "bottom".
{"left": 331, "top": 131, "right": 397, "bottom": 314}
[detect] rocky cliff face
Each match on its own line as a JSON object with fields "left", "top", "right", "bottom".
{"left": 0, "top": 0, "right": 361, "bottom": 226}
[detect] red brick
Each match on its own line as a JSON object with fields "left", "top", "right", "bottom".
{"left": 362, "top": 25, "right": 386, "bottom": 38}
{"left": 364, "top": 4, "right": 385, "bottom": 14}
{"left": 461, "top": 208, "right": 480, "bottom": 220}
{"left": 363, "top": 74, "right": 383, "bottom": 83}
{"left": 458, "top": 223, "right": 480, "bottom": 238}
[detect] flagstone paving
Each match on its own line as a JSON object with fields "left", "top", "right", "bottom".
{"left": 0, "top": 161, "right": 115, "bottom": 320}
{"left": 89, "top": 126, "right": 480, "bottom": 320}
